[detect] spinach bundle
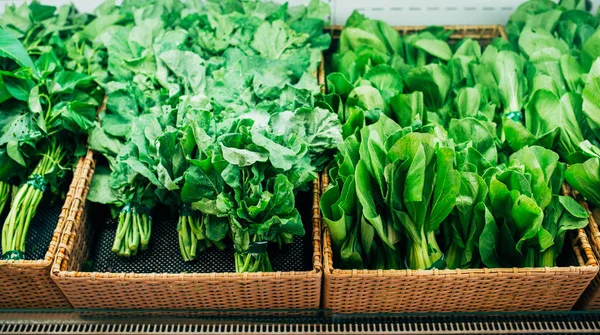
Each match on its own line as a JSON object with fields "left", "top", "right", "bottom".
{"left": 390, "top": 133, "right": 460, "bottom": 270}
{"left": 157, "top": 104, "right": 229, "bottom": 262}
{"left": 88, "top": 113, "right": 164, "bottom": 256}
{"left": 1, "top": 3, "right": 102, "bottom": 260}
{"left": 444, "top": 118, "right": 498, "bottom": 269}
{"left": 322, "top": 116, "right": 404, "bottom": 270}
{"left": 83, "top": 0, "right": 340, "bottom": 270}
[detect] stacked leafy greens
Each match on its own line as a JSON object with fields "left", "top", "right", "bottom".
{"left": 321, "top": 5, "right": 598, "bottom": 271}
{"left": 83, "top": 0, "right": 340, "bottom": 271}
{"left": 505, "top": 0, "right": 600, "bottom": 225}
{"left": 0, "top": 3, "right": 103, "bottom": 259}
{"left": 565, "top": 59, "right": 600, "bottom": 209}
{"left": 4, "top": 0, "right": 598, "bottom": 275}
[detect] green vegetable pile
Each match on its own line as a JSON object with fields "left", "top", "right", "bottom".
{"left": 321, "top": 1, "right": 600, "bottom": 271}
{"left": 0, "top": 3, "right": 103, "bottom": 259}
{"left": 81, "top": 0, "right": 339, "bottom": 271}
{"left": 3, "top": 0, "right": 600, "bottom": 276}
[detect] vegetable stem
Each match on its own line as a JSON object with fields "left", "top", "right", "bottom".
{"left": 0, "top": 182, "right": 9, "bottom": 216}
{"left": 1, "top": 138, "right": 64, "bottom": 259}
{"left": 112, "top": 205, "right": 151, "bottom": 256}
{"left": 234, "top": 252, "right": 273, "bottom": 273}
{"left": 177, "top": 212, "right": 207, "bottom": 262}
{"left": 406, "top": 230, "right": 442, "bottom": 270}
{"left": 524, "top": 247, "right": 536, "bottom": 268}
{"left": 538, "top": 248, "right": 555, "bottom": 267}
{"left": 445, "top": 242, "right": 462, "bottom": 270}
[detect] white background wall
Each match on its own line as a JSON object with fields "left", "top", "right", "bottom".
{"left": 1, "top": 0, "right": 599, "bottom": 25}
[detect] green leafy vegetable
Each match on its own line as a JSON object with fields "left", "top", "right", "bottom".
{"left": 322, "top": 5, "right": 598, "bottom": 271}
{"left": 84, "top": 0, "right": 337, "bottom": 269}
{"left": 1, "top": 5, "right": 103, "bottom": 259}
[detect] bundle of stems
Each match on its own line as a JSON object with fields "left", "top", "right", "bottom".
{"left": 1, "top": 138, "right": 66, "bottom": 259}
{"left": 234, "top": 237, "right": 272, "bottom": 273}
{"left": 112, "top": 204, "right": 152, "bottom": 257}
{"left": 235, "top": 252, "right": 273, "bottom": 273}
{"left": 178, "top": 209, "right": 208, "bottom": 262}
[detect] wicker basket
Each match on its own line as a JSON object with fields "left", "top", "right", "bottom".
{"left": 50, "top": 56, "right": 326, "bottom": 309}
{"left": 576, "top": 198, "right": 600, "bottom": 309}
{"left": 0, "top": 157, "right": 92, "bottom": 308}
{"left": 321, "top": 24, "right": 599, "bottom": 314}
{"left": 51, "top": 149, "right": 323, "bottom": 309}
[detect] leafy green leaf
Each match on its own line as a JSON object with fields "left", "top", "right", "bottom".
{"left": 0, "top": 28, "right": 37, "bottom": 72}
{"left": 3, "top": 75, "right": 33, "bottom": 101}
{"left": 566, "top": 158, "right": 600, "bottom": 207}
{"left": 6, "top": 140, "right": 25, "bottom": 166}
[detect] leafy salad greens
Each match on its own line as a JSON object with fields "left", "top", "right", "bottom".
{"left": 3, "top": 0, "right": 600, "bottom": 276}
{"left": 0, "top": 3, "right": 103, "bottom": 259}
{"left": 322, "top": 2, "right": 600, "bottom": 271}
{"left": 81, "top": 0, "right": 340, "bottom": 271}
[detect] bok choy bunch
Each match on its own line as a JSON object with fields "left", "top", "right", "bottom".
{"left": 322, "top": 7, "right": 594, "bottom": 271}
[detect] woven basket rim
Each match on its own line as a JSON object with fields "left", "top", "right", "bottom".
{"left": 326, "top": 24, "right": 508, "bottom": 40}
{"left": 51, "top": 58, "right": 327, "bottom": 282}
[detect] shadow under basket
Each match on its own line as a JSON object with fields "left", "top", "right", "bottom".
{"left": 321, "top": 172, "right": 599, "bottom": 314}
{"left": 0, "top": 160, "right": 88, "bottom": 308}
{"left": 51, "top": 150, "right": 323, "bottom": 310}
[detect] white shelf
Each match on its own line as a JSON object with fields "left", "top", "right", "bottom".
{"left": 330, "top": 0, "right": 524, "bottom": 25}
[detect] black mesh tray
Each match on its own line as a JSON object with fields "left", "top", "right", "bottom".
{"left": 0, "top": 202, "right": 62, "bottom": 261}
{"left": 85, "top": 191, "right": 314, "bottom": 274}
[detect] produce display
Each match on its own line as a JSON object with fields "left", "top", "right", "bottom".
{"left": 0, "top": 0, "right": 339, "bottom": 269}
{"left": 321, "top": 0, "right": 600, "bottom": 270}
{"left": 0, "top": 4, "right": 103, "bottom": 259}
{"left": 67, "top": 0, "right": 338, "bottom": 270}
{"left": 1, "top": 0, "right": 600, "bottom": 280}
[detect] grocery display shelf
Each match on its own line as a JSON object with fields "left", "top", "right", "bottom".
{"left": 1, "top": 310, "right": 600, "bottom": 334}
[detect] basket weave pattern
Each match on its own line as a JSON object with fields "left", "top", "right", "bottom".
{"left": 51, "top": 149, "right": 323, "bottom": 309}
{"left": 327, "top": 24, "right": 508, "bottom": 42}
{"left": 321, "top": 24, "right": 599, "bottom": 313}
{"left": 0, "top": 156, "right": 91, "bottom": 308}
{"left": 49, "top": 56, "right": 327, "bottom": 310}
